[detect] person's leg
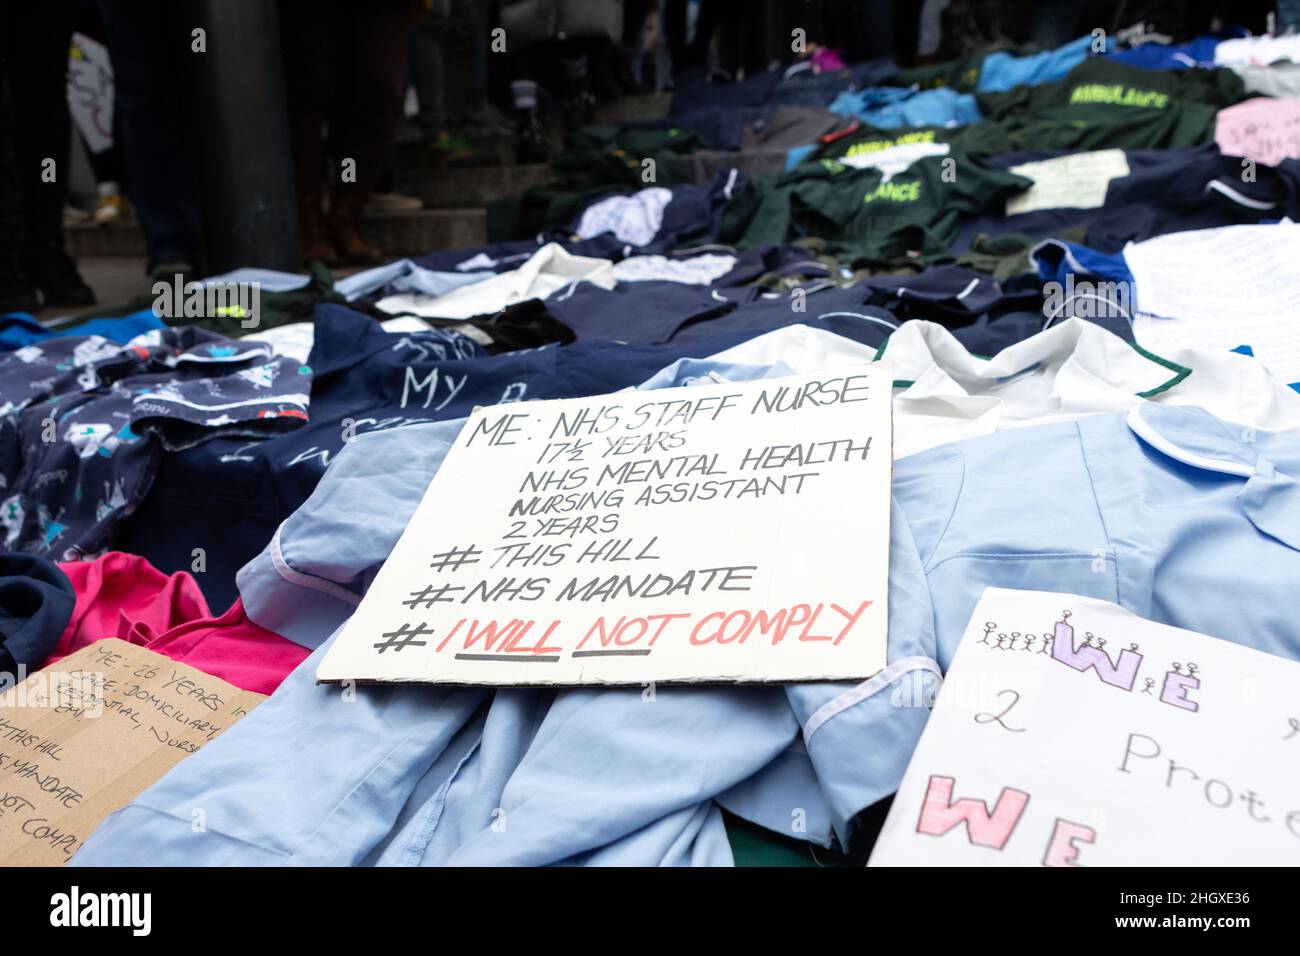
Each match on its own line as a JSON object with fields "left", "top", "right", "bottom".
{"left": 664, "top": 0, "right": 691, "bottom": 73}
{"left": 98, "top": 0, "right": 203, "bottom": 274}
{"left": 410, "top": 7, "right": 446, "bottom": 141}
{"left": 75, "top": 0, "right": 126, "bottom": 221}
{"left": 890, "top": 0, "right": 918, "bottom": 66}
{"left": 1281, "top": 0, "right": 1300, "bottom": 32}
{"left": 84, "top": 136, "right": 121, "bottom": 187}
{"left": 702, "top": 0, "right": 742, "bottom": 75}
{"left": 561, "top": 42, "right": 595, "bottom": 130}
{"left": 452, "top": 0, "right": 510, "bottom": 132}
{"left": 8, "top": 1, "right": 75, "bottom": 252}
{"left": 438, "top": 0, "right": 480, "bottom": 127}
{"left": 509, "top": 49, "right": 547, "bottom": 164}
{"left": 1027, "top": 0, "right": 1081, "bottom": 48}
{"left": 622, "top": 0, "right": 653, "bottom": 87}
{"left": 0, "top": 61, "right": 39, "bottom": 311}
{"left": 329, "top": 0, "right": 410, "bottom": 264}
{"left": 83, "top": 122, "right": 130, "bottom": 224}
{"left": 280, "top": 0, "right": 342, "bottom": 265}
{"left": 8, "top": 0, "right": 94, "bottom": 305}
{"left": 857, "top": 0, "right": 899, "bottom": 62}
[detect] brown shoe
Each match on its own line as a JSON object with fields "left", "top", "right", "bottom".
{"left": 327, "top": 193, "right": 383, "bottom": 265}
{"left": 299, "top": 203, "right": 338, "bottom": 268}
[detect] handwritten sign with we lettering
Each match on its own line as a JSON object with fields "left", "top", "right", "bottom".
{"left": 317, "top": 365, "right": 893, "bottom": 686}
{"left": 869, "top": 588, "right": 1300, "bottom": 866}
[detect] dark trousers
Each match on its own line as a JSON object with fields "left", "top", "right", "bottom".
{"left": 0, "top": 1, "right": 78, "bottom": 250}
{"left": 665, "top": 0, "right": 730, "bottom": 73}
{"left": 280, "top": 0, "right": 410, "bottom": 212}
{"left": 98, "top": 0, "right": 203, "bottom": 270}
{"left": 411, "top": 0, "right": 485, "bottom": 137}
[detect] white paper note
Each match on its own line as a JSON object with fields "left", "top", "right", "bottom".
{"left": 66, "top": 33, "right": 115, "bottom": 155}
{"left": 870, "top": 588, "right": 1300, "bottom": 866}
{"left": 1006, "top": 149, "right": 1130, "bottom": 215}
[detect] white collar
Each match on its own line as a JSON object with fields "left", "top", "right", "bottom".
{"left": 877, "top": 318, "right": 1189, "bottom": 406}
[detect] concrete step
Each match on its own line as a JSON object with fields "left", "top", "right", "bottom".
{"left": 66, "top": 220, "right": 147, "bottom": 258}
{"left": 359, "top": 207, "right": 486, "bottom": 255}
{"left": 391, "top": 163, "right": 560, "bottom": 207}
{"left": 390, "top": 91, "right": 672, "bottom": 173}
{"left": 390, "top": 129, "right": 516, "bottom": 170}
{"left": 593, "top": 92, "right": 672, "bottom": 124}
{"left": 65, "top": 207, "right": 487, "bottom": 260}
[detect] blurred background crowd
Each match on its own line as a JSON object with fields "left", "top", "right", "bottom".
{"left": 1, "top": 0, "right": 1292, "bottom": 313}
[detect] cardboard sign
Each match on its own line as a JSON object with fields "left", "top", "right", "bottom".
{"left": 0, "top": 640, "right": 263, "bottom": 865}
{"left": 317, "top": 365, "right": 893, "bottom": 686}
{"left": 869, "top": 588, "right": 1300, "bottom": 867}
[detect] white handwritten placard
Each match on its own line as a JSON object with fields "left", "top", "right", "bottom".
{"left": 317, "top": 364, "right": 893, "bottom": 686}
{"left": 869, "top": 588, "right": 1300, "bottom": 867}
{"left": 66, "top": 33, "right": 115, "bottom": 155}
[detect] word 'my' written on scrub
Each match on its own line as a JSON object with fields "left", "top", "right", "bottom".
{"left": 870, "top": 588, "right": 1300, "bottom": 867}
{"left": 317, "top": 365, "right": 895, "bottom": 687}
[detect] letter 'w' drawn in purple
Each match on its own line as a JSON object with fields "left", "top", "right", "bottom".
{"left": 1050, "top": 611, "right": 1141, "bottom": 691}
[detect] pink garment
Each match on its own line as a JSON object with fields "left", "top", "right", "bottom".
{"left": 811, "top": 47, "right": 847, "bottom": 74}
{"left": 1215, "top": 97, "right": 1300, "bottom": 167}
{"left": 55, "top": 552, "right": 210, "bottom": 652}
{"left": 52, "top": 552, "right": 309, "bottom": 694}
{"left": 138, "top": 598, "right": 311, "bottom": 695}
